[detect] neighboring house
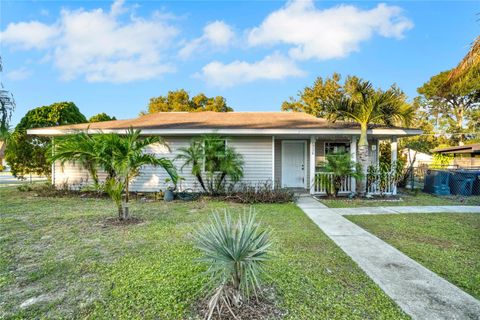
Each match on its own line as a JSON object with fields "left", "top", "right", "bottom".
{"left": 432, "top": 144, "right": 480, "bottom": 168}
{"left": 401, "top": 148, "right": 433, "bottom": 167}
{"left": 27, "top": 112, "right": 422, "bottom": 195}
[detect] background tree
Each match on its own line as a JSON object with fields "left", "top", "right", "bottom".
{"left": 0, "top": 56, "right": 16, "bottom": 140}
{"left": 417, "top": 69, "right": 480, "bottom": 144}
{"left": 147, "top": 89, "right": 233, "bottom": 113}
{"left": 89, "top": 113, "right": 116, "bottom": 123}
{"left": 5, "top": 102, "right": 86, "bottom": 177}
{"left": 281, "top": 73, "right": 343, "bottom": 117}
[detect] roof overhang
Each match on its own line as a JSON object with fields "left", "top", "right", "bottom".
{"left": 27, "top": 127, "right": 423, "bottom": 137}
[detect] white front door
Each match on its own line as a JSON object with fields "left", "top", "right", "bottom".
{"left": 282, "top": 141, "right": 306, "bottom": 188}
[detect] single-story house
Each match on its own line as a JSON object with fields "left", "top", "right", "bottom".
{"left": 27, "top": 111, "right": 422, "bottom": 195}
{"left": 401, "top": 148, "right": 433, "bottom": 167}
{"left": 432, "top": 144, "right": 480, "bottom": 168}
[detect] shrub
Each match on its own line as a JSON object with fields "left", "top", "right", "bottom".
{"left": 225, "top": 181, "right": 295, "bottom": 203}
{"left": 176, "top": 135, "right": 244, "bottom": 195}
{"left": 318, "top": 152, "right": 363, "bottom": 197}
{"left": 195, "top": 210, "right": 272, "bottom": 319}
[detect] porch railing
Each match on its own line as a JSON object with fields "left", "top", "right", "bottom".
{"left": 314, "top": 170, "right": 397, "bottom": 195}
{"left": 367, "top": 171, "right": 396, "bottom": 195}
{"left": 314, "top": 172, "right": 352, "bottom": 194}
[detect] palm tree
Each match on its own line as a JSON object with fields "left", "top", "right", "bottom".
{"left": 327, "top": 81, "right": 414, "bottom": 195}
{"left": 51, "top": 132, "right": 101, "bottom": 186}
{"left": 176, "top": 135, "right": 244, "bottom": 195}
{"left": 52, "top": 128, "right": 178, "bottom": 219}
{"left": 448, "top": 36, "right": 479, "bottom": 83}
{"left": 107, "top": 128, "right": 177, "bottom": 219}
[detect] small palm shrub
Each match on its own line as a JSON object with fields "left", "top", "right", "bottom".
{"left": 195, "top": 210, "right": 272, "bottom": 319}
{"left": 318, "top": 152, "right": 363, "bottom": 197}
{"left": 176, "top": 135, "right": 244, "bottom": 195}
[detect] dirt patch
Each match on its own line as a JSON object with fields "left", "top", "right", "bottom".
{"left": 193, "top": 287, "right": 286, "bottom": 320}
{"left": 102, "top": 217, "right": 143, "bottom": 227}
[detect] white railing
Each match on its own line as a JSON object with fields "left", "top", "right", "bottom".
{"left": 367, "top": 171, "right": 396, "bottom": 195}
{"left": 314, "top": 170, "right": 397, "bottom": 195}
{"left": 314, "top": 172, "right": 352, "bottom": 194}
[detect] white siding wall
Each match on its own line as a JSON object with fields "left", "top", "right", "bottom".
{"left": 229, "top": 137, "right": 273, "bottom": 186}
{"left": 53, "top": 136, "right": 273, "bottom": 192}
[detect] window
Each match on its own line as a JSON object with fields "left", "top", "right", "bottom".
{"left": 325, "top": 142, "right": 350, "bottom": 155}
{"left": 204, "top": 139, "right": 227, "bottom": 172}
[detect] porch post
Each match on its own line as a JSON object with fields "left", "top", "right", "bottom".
{"left": 391, "top": 137, "right": 398, "bottom": 195}
{"left": 350, "top": 136, "right": 357, "bottom": 194}
{"left": 51, "top": 137, "right": 55, "bottom": 186}
{"left": 272, "top": 136, "right": 275, "bottom": 189}
{"left": 310, "top": 136, "right": 316, "bottom": 194}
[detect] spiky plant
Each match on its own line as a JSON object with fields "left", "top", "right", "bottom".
{"left": 195, "top": 209, "right": 272, "bottom": 319}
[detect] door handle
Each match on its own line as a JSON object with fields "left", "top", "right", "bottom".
{"left": 301, "top": 164, "right": 304, "bottom": 170}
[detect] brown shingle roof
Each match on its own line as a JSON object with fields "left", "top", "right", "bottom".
{"left": 28, "top": 111, "right": 411, "bottom": 132}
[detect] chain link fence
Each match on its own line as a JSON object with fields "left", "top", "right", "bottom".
{"left": 402, "top": 164, "right": 480, "bottom": 197}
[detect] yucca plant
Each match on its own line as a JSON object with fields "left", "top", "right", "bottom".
{"left": 195, "top": 209, "right": 272, "bottom": 319}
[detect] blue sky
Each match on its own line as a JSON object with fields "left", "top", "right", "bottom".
{"left": 1, "top": 0, "right": 479, "bottom": 126}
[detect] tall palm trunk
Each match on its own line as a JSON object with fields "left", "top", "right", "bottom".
{"left": 357, "top": 124, "right": 369, "bottom": 196}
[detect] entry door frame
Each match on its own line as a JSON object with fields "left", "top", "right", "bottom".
{"left": 281, "top": 140, "right": 307, "bottom": 188}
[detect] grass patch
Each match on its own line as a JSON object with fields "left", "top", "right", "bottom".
{"left": 320, "top": 189, "right": 480, "bottom": 208}
{"left": 0, "top": 187, "right": 408, "bottom": 319}
{"left": 346, "top": 213, "right": 480, "bottom": 299}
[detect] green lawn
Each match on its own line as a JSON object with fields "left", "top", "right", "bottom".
{"left": 0, "top": 187, "right": 408, "bottom": 319}
{"left": 346, "top": 213, "right": 480, "bottom": 299}
{"left": 320, "top": 189, "right": 480, "bottom": 208}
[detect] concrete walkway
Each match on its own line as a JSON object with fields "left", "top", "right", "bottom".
{"left": 296, "top": 197, "right": 480, "bottom": 320}
{"left": 326, "top": 205, "right": 480, "bottom": 215}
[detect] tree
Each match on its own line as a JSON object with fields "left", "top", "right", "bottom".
{"left": 176, "top": 135, "right": 243, "bottom": 195}
{"left": 327, "top": 81, "right": 414, "bottom": 196}
{"left": 417, "top": 70, "right": 480, "bottom": 144}
{"left": 0, "top": 57, "right": 16, "bottom": 140}
{"left": 5, "top": 102, "right": 87, "bottom": 177}
{"left": 281, "top": 73, "right": 343, "bottom": 117}
{"left": 52, "top": 129, "right": 178, "bottom": 220}
{"left": 448, "top": 36, "right": 479, "bottom": 84}
{"left": 89, "top": 113, "right": 116, "bottom": 123}
{"left": 147, "top": 89, "right": 233, "bottom": 113}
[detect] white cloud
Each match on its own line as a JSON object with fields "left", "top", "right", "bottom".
{"left": 197, "top": 53, "right": 305, "bottom": 87}
{"left": 248, "top": 1, "right": 413, "bottom": 60}
{"left": 179, "top": 20, "right": 234, "bottom": 58}
{"left": 0, "top": 0, "right": 178, "bottom": 83}
{"left": 5, "top": 67, "right": 32, "bottom": 81}
{"left": 0, "top": 21, "right": 59, "bottom": 49}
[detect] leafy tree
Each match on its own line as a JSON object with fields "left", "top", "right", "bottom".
{"left": 147, "top": 89, "right": 233, "bottom": 113}
{"left": 0, "top": 57, "right": 16, "bottom": 138}
{"left": 5, "top": 102, "right": 86, "bottom": 177}
{"left": 417, "top": 70, "right": 480, "bottom": 144}
{"left": 89, "top": 113, "right": 116, "bottom": 123}
{"left": 327, "top": 81, "right": 414, "bottom": 196}
{"left": 318, "top": 152, "right": 363, "bottom": 197}
{"left": 52, "top": 129, "right": 177, "bottom": 220}
{"left": 281, "top": 73, "right": 343, "bottom": 117}
{"left": 176, "top": 135, "right": 243, "bottom": 195}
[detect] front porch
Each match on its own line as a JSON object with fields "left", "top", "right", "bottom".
{"left": 272, "top": 135, "right": 399, "bottom": 196}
